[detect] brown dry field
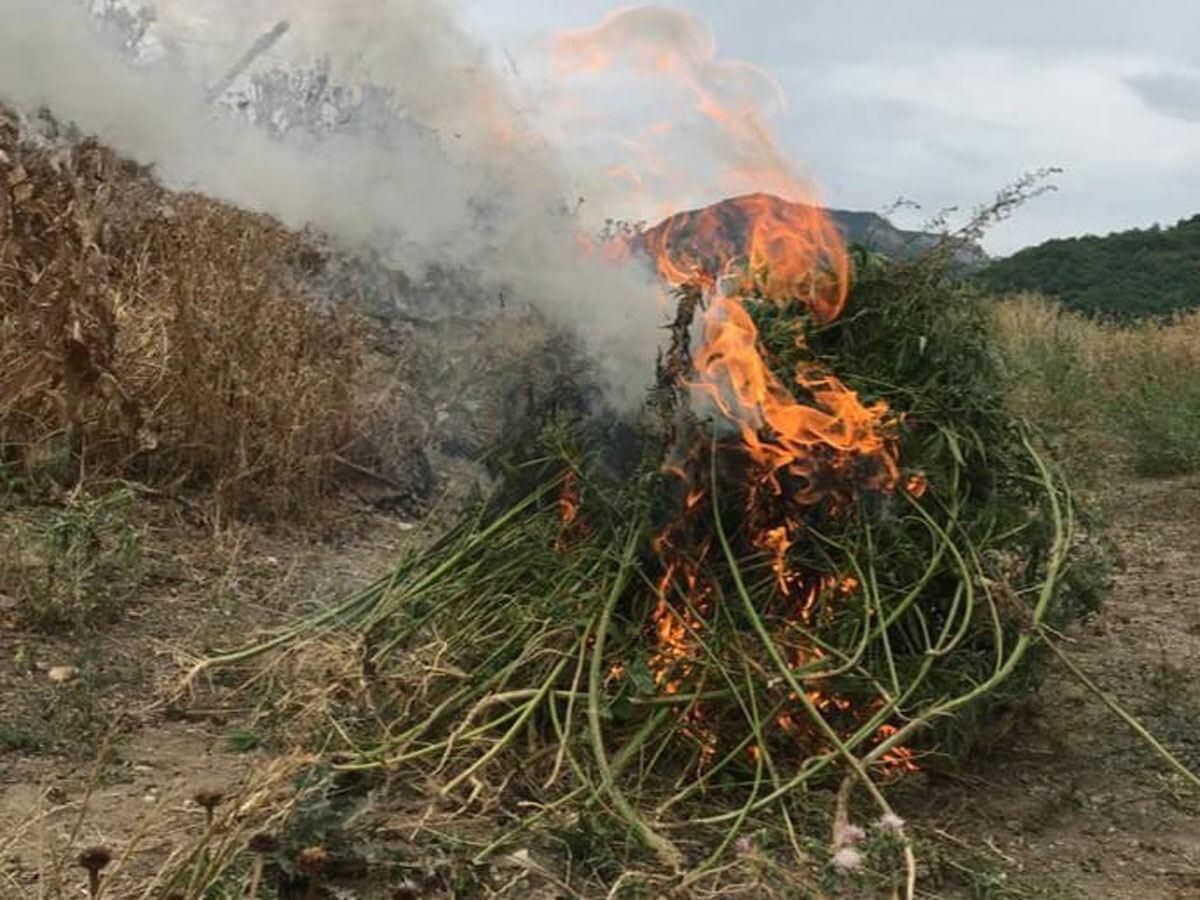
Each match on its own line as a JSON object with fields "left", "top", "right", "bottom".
{"left": 1, "top": 470, "right": 1197, "bottom": 899}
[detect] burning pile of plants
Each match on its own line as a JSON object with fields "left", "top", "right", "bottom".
{"left": 195, "top": 193, "right": 1102, "bottom": 891}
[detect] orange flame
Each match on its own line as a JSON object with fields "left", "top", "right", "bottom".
{"left": 553, "top": 5, "right": 848, "bottom": 318}
{"left": 551, "top": 7, "right": 916, "bottom": 775}
{"left": 642, "top": 193, "right": 850, "bottom": 323}
{"left": 552, "top": 7, "right": 808, "bottom": 205}
{"left": 638, "top": 192, "right": 902, "bottom": 757}
{"left": 558, "top": 472, "right": 581, "bottom": 527}
{"left": 555, "top": 472, "right": 588, "bottom": 551}
{"left": 643, "top": 192, "right": 900, "bottom": 512}
{"left": 876, "top": 723, "right": 920, "bottom": 774}
{"left": 905, "top": 472, "right": 928, "bottom": 498}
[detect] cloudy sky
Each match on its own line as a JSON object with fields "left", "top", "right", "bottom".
{"left": 461, "top": 1, "right": 1200, "bottom": 254}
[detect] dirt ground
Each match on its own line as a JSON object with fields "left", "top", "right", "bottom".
{"left": 1, "top": 475, "right": 1197, "bottom": 898}
{"left": 900, "top": 474, "right": 1200, "bottom": 899}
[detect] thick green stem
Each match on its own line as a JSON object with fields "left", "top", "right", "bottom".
{"left": 1041, "top": 632, "right": 1200, "bottom": 789}
{"left": 587, "top": 523, "right": 683, "bottom": 870}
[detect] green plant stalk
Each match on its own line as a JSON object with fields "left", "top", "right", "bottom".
{"left": 587, "top": 522, "right": 683, "bottom": 870}
{"left": 861, "top": 430, "right": 1072, "bottom": 766}
{"left": 439, "top": 646, "right": 576, "bottom": 795}
{"left": 708, "top": 443, "right": 915, "bottom": 888}
{"left": 545, "top": 628, "right": 594, "bottom": 788}
{"left": 703, "top": 412, "right": 922, "bottom": 894}
{"left": 863, "top": 515, "right": 902, "bottom": 697}
{"left": 474, "top": 697, "right": 675, "bottom": 865}
{"left": 1040, "top": 631, "right": 1200, "bottom": 789}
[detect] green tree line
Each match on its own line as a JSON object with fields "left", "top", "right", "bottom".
{"left": 976, "top": 215, "right": 1200, "bottom": 319}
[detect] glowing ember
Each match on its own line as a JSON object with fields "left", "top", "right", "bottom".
{"left": 558, "top": 472, "right": 581, "bottom": 527}
{"left": 876, "top": 724, "right": 920, "bottom": 775}
{"left": 555, "top": 472, "right": 588, "bottom": 550}
{"left": 905, "top": 472, "right": 928, "bottom": 498}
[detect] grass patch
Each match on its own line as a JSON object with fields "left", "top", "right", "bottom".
{"left": 0, "top": 488, "right": 142, "bottom": 630}
{"left": 0, "top": 721, "right": 44, "bottom": 753}
{"left": 227, "top": 727, "right": 266, "bottom": 754}
{"left": 1121, "top": 376, "right": 1200, "bottom": 477}
{"left": 992, "top": 294, "right": 1200, "bottom": 480}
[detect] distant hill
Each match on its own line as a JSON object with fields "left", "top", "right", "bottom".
{"left": 638, "top": 194, "right": 987, "bottom": 272}
{"left": 826, "top": 209, "right": 987, "bottom": 267}
{"left": 977, "top": 215, "right": 1200, "bottom": 319}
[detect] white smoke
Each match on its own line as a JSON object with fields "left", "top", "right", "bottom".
{"left": 0, "top": 0, "right": 666, "bottom": 410}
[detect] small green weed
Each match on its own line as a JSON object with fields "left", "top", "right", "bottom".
{"left": 227, "top": 727, "right": 265, "bottom": 753}
{"left": 0, "top": 720, "right": 44, "bottom": 753}
{"left": 0, "top": 488, "right": 142, "bottom": 629}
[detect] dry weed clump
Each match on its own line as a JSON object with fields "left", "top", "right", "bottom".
{"left": 0, "top": 107, "right": 361, "bottom": 519}
{"left": 1, "top": 751, "right": 321, "bottom": 899}
{"left": 992, "top": 293, "right": 1200, "bottom": 478}
{"left": 215, "top": 633, "right": 379, "bottom": 751}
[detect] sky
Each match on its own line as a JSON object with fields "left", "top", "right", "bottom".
{"left": 459, "top": 1, "right": 1200, "bottom": 254}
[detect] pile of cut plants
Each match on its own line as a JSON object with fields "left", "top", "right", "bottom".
{"left": 193, "top": 194, "right": 1106, "bottom": 895}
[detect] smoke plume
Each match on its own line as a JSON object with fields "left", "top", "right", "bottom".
{"left": 0, "top": 0, "right": 667, "bottom": 409}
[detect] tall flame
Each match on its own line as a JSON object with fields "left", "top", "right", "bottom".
{"left": 635, "top": 192, "right": 903, "bottom": 764}
{"left": 551, "top": 7, "right": 823, "bottom": 216}
{"left": 552, "top": 9, "right": 895, "bottom": 502}
{"left": 643, "top": 193, "right": 899, "bottom": 503}
{"left": 553, "top": 7, "right": 913, "bottom": 772}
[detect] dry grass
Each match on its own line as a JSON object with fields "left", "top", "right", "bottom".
{"left": 991, "top": 293, "right": 1200, "bottom": 478}
{"left": 1, "top": 749, "right": 322, "bottom": 899}
{"left": 0, "top": 108, "right": 361, "bottom": 520}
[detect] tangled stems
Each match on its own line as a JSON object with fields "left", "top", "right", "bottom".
{"left": 187, "top": 422, "right": 1109, "bottom": 895}
{"left": 588, "top": 522, "right": 684, "bottom": 869}
{"left": 708, "top": 438, "right": 919, "bottom": 897}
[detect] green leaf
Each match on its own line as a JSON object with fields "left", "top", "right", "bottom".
{"left": 628, "top": 657, "right": 656, "bottom": 695}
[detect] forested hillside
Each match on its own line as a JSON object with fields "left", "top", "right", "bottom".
{"left": 978, "top": 215, "right": 1200, "bottom": 318}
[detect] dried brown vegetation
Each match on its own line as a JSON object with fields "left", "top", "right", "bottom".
{"left": 992, "top": 293, "right": 1200, "bottom": 479}
{"left": 0, "top": 107, "right": 361, "bottom": 519}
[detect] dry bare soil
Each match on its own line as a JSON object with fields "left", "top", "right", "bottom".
{"left": 2, "top": 476, "right": 1198, "bottom": 898}
{"left": 898, "top": 475, "right": 1200, "bottom": 899}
